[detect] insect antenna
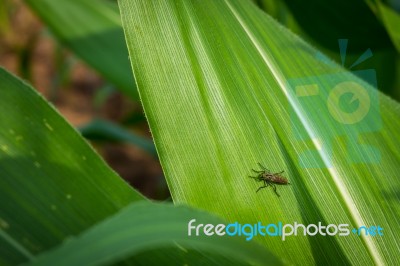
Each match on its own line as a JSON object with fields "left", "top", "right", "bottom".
{"left": 257, "top": 163, "right": 271, "bottom": 173}
{"left": 252, "top": 169, "right": 264, "bottom": 173}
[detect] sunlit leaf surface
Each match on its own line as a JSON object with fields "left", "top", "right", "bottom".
{"left": 119, "top": 0, "right": 400, "bottom": 264}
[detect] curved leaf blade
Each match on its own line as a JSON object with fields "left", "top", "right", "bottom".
{"left": 28, "top": 202, "right": 282, "bottom": 266}
{"left": 78, "top": 118, "right": 157, "bottom": 157}
{"left": 0, "top": 68, "right": 143, "bottom": 265}
{"left": 119, "top": 0, "right": 400, "bottom": 264}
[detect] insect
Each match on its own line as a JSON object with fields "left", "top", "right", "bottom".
{"left": 248, "top": 163, "right": 290, "bottom": 197}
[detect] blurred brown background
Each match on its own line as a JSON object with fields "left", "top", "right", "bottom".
{"left": 0, "top": 0, "right": 169, "bottom": 200}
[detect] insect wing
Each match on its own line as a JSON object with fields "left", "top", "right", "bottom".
{"left": 272, "top": 175, "right": 289, "bottom": 184}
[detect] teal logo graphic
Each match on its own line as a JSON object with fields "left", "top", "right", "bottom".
{"left": 288, "top": 39, "right": 381, "bottom": 168}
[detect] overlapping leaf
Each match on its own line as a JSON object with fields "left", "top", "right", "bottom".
{"left": 28, "top": 201, "right": 282, "bottom": 266}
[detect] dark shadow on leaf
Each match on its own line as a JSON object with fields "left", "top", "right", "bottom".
{"left": 0, "top": 158, "right": 125, "bottom": 260}
{"left": 276, "top": 135, "right": 351, "bottom": 265}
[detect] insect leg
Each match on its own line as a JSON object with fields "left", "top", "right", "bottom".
{"left": 256, "top": 181, "right": 269, "bottom": 192}
{"left": 256, "top": 186, "right": 266, "bottom": 192}
{"left": 272, "top": 184, "right": 280, "bottom": 197}
{"left": 248, "top": 175, "right": 262, "bottom": 181}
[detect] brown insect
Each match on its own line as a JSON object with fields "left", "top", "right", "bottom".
{"left": 248, "top": 163, "right": 290, "bottom": 197}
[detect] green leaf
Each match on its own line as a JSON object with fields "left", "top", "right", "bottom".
{"left": 119, "top": 0, "right": 400, "bottom": 265}
{"left": 279, "top": 0, "right": 393, "bottom": 52}
{"left": 28, "top": 201, "right": 283, "bottom": 266}
{"left": 79, "top": 118, "right": 157, "bottom": 157}
{"left": 0, "top": 67, "right": 143, "bottom": 265}
{"left": 373, "top": 1, "right": 400, "bottom": 52}
{"left": 256, "top": 0, "right": 400, "bottom": 101}
{"left": 257, "top": 1, "right": 400, "bottom": 101}
{"left": 23, "top": 0, "right": 138, "bottom": 100}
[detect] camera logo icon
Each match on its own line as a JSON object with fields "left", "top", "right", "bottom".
{"left": 288, "top": 40, "right": 381, "bottom": 168}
